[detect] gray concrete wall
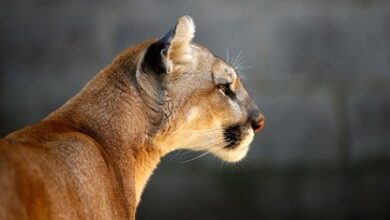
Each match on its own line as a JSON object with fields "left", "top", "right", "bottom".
{"left": 1, "top": 0, "right": 389, "bottom": 219}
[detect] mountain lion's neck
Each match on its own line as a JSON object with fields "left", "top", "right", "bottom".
{"left": 47, "top": 63, "right": 165, "bottom": 206}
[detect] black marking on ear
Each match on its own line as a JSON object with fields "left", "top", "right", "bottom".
{"left": 160, "top": 28, "right": 176, "bottom": 47}
{"left": 141, "top": 28, "right": 176, "bottom": 74}
{"left": 142, "top": 41, "right": 166, "bottom": 74}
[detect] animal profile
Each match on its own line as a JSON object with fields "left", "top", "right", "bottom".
{"left": 0, "top": 16, "right": 264, "bottom": 219}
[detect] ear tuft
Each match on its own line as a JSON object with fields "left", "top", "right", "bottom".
{"left": 141, "top": 16, "right": 196, "bottom": 75}
{"left": 173, "top": 15, "right": 196, "bottom": 44}
{"left": 166, "top": 15, "right": 196, "bottom": 73}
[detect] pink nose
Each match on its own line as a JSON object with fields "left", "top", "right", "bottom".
{"left": 251, "top": 114, "right": 265, "bottom": 133}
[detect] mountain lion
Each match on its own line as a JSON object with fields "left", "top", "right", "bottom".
{"left": 0, "top": 16, "right": 264, "bottom": 219}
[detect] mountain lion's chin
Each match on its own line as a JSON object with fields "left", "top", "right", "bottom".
{"left": 214, "top": 130, "right": 254, "bottom": 163}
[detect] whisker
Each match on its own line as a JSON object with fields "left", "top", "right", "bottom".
{"left": 167, "top": 129, "right": 223, "bottom": 133}
{"left": 237, "top": 72, "right": 247, "bottom": 81}
{"left": 230, "top": 51, "right": 238, "bottom": 67}
{"left": 236, "top": 65, "right": 253, "bottom": 72}
{"left": 235, "top": 60, "right": 247, "bottom": 70}
{"left": 182, "top": 138, "right": 224, "bottom": 152}
{"left": 229, "top": 51, "right": 253, "bottom": 82}
{"left": 234, "top": 50, "right": 243, "bottom": 65}
{"left": 165, "top": 150, "right": 183, "bottom": 163}
{"left": 181, "top": 140, "right": 233, "bottom": 164}
{"left": 225, "top": 48, "right": 230, "bottom": 64}
{"left": 180, "top": 140, "right": 219, "bottom": 154}
{"left": 178, "top": 137, "right": 220, "bottom": 151}
{"left": 233, "top": 54, "right": 245, "bottom": 69}
{"left": 236, "top": 67, "right": 252, "bottom": 81}
{"left": 219, "top": 161, "right": 226, "bottom": 172}
{"left": 164, "top": 128, "right": 224, "bottom": 134}
{"left": 181, "top": 150, "right": 213, "bottom": 163}
{"left": 183, "top": 137, "right": 225, "bottom": 151}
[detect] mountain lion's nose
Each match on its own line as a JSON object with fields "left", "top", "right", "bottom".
{"left": 251, "top": 113, "right": 265, "bottom": 133}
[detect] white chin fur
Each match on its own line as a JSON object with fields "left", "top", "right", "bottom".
{"left": 214, "top": 129, "right": 254, "bottom": 163}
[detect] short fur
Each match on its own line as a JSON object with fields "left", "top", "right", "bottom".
{"left": 0, "top": 16, "right": 264, "bottom": 219}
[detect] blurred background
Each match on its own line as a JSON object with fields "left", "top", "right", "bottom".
{"left": 1, "top": 0, "right": 390, "bottom": 219}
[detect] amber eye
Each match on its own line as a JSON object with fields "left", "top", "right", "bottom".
{"left": 218, "top": 83, "right": 232, "bottom": 96}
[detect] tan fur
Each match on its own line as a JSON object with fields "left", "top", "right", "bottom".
{"left": 167, "top": 15, "right": 195, "bottom": 73}
{"left": 0, "top": 16, "right": 264, "bottom": 219}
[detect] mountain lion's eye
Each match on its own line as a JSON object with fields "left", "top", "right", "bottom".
{"left": 218, "top": 83, "right": 233, "bottom": 97}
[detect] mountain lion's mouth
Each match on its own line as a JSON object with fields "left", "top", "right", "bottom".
{"left": 223, "top": 125, "right": 244, "bottom": 149}
{"left": 215, "top": 124, "right": 254, "bottom": 162}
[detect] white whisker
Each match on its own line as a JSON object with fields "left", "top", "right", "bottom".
{"left": 164, "top": 128, "right": 224, "bottom": 134}
{"left": 181, "top": 140, "right": 233, "bottom": 164}
{"left": 219, "top": 161, "right": 227, "bottom": 172}
{"left": 235, "top": 50, "right": 243, "bottom": 64}
{"left": 237, "top": 65, "right": 253, "bottom": 72}
{"left": 225, "top": 48, "right": 230, "bottom": 64}
{"left": 229, "top": 50, "right": 253, "bottom": 82}
{"left": 232, "top": 50, "right": 243, "bottom": 68}
{"left": 182, "top": 137, "right": 224, "bottom": 151}
{"left": 166, "top": 150, "right": 183, "bottom": 163}
{"left": 181, "top": 150, "right": 212, "bottom": 163}
{"left": 237, "top": 72, "right": 247, "bottom": 81}
{"left": 234, "top": 54, "right": 245, "bottom": 69}
{"left": 235, "top": 60, "right": 247, "bottom": 70}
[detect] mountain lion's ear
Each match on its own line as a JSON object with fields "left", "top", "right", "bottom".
{"left": 142, "top": 15, "right": 195, "bottom": 74}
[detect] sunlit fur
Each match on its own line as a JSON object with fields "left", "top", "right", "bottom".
{"left": 167, "top": 16, "right": 195, "bottom": 73}
{"left": 154, "top": 31, "right": 257, "bottom": 162}
{"left": 0, "top": 16, "right": 261, "bottom": 219}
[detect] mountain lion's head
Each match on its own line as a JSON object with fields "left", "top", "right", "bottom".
{"left": 132, "top": 16, "right": 264, "bottom": 162}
